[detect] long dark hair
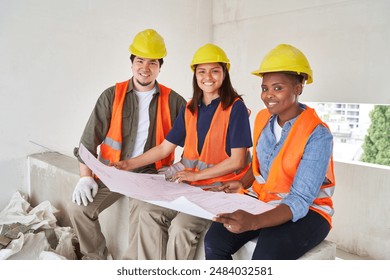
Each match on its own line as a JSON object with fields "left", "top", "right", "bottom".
{"left": 187, "top": 63, "right": 243, "bottom": 114}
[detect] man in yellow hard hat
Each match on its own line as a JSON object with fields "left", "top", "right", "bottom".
{"left": 69, "top": 29, "right": 187, "bottom": 260}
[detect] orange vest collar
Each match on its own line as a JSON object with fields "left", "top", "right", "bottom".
{"left": 252, "top": 107, "right": 335, "bottom": 226}
{"left": 99, "top": 80, "right": 173, "bottom": 169}
{"left": 182, "top": 99, "right": 250, "bottom": 186}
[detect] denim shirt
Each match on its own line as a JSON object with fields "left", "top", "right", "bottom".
{"left": 256, "top": 104, "right": 333, "bottom": 222}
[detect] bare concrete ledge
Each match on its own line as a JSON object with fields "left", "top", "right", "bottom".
{"left": 28, "top": 152, "right": 336, "bottom": 260}
{"left": 28, "top": 152, "right": 79, "bottom": 227}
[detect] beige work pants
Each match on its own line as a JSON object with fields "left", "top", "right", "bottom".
{"left": 124, "top": 198, "right": 211, "bottom": 260}
{"left": 68, "top": 181, "right": 122, "bottom": 260}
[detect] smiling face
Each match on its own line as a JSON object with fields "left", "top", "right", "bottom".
{"left": 131, "top": 56, "right": 160, "bottom": 91}
{"left": 195, "top": 63, "right": 225, "bottom": 96}
{"left": 261, "top": 72, "right": 303, "bottom": 125}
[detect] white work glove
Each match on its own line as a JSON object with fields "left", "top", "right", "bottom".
{"left": 163, "top": 161, "right": 185, "bottom": 182}
{"left": 72, "top": 176, "right": 98, "bottom": 206}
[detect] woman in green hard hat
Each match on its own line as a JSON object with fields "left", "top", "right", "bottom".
{"left": 205, "top": 44, "right": 335, "bottom": 260}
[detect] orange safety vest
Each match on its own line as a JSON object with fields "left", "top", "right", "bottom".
{"left": 252, "top": 107, "right": 335, "bottom": 226}
{"left": 99, "top": 80, "right": 174, "bottom": 170}
{"left": 181, "top": 99, "right": 251, "bottom": 186}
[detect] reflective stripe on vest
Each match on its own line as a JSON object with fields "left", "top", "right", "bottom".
{"left": 182, "top": 99, "right": 251, "bottom": 186}
{"left": 99, "top": 80, "right": 174, "bottom": 169}
{"left": 252, "top": 107, "right": 335, "bottom": 226}
{"left": 99, "top": 81, "right": 128, "bottom": 165}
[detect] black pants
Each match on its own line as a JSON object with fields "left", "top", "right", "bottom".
{"left": 204, "top": 210, "right": 330, "bottom": 260}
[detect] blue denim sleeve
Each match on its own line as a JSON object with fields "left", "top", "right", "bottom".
{"left": 281, "top": 125, "right": 333, "bottom": 222}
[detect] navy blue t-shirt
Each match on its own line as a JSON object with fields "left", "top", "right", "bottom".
{"left": 166, "top": 97, "right": 253, "bottom": 156}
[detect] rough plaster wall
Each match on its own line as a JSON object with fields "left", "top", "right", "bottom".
{"left": 328, "top": 161, "right": 390, "bottom": 259}
{"left": 28, "top": 153, "right": 79, "bottom": 226}
{"left": 3, "top": 0, "right": 390, "bottom": 259}
{"left": 212, "top": 0, "right": 390, "bottom": 127}
{"left": 0, "top": 0, "right": 212, "bottom": 210}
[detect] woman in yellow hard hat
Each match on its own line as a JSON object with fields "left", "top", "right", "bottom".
{"left": 112, "top": 43, "right": 253, "bottom": 260}
{"left": 205, "top": 44, "right": 335, "bottom": 260}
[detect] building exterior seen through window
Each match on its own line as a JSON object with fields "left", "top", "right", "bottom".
{"left": 306, "top": 102, "right": 390, "bottom": 167}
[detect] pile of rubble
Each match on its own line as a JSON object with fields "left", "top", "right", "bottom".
{"left": 0, "top": 192, "right": 77, "bottom": 260}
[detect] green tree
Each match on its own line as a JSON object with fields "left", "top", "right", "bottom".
{"left": 361, "top": 105, "right": 390, "bottom": 166}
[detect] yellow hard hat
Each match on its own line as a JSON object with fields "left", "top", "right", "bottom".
{"left": 190, "top": 43, "right": 230, "bottom": 71}
{"left": 129, "top": 29, "right": 167, "bottom": 59}
{"left": 251, "top": 44, "right": 313, "bottom": 84}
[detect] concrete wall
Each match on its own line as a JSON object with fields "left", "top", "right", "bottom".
{"left": 212, "top": 0, "right": 390, "bottom": 128}
{"left": 328, "top": 161, "right": 390, "bottom": 259}
{"left": 2, "top": 0, "right": 389, "bottom": 259}
{"left": 0, "top": 0, "right": 212, "bottom": 210}
{"left": 1, "top": 0, "right": 390, "bottom": 257}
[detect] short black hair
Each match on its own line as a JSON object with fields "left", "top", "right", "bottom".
{"left": 130, "top": 54, "right": 164, "bottom": 67}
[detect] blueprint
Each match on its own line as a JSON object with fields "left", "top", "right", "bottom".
{"left": 79, "top": 143, "right": 274, "bottom": 220}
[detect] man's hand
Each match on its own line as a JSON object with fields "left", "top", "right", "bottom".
{"left": 72, "top": 176, "right": 98, "bottom": 206}
{"left": 110, "top": 160, "right": 133, "bottom": 171}
{"left": 209, "top": 180, "right": 244, "bottom": 193}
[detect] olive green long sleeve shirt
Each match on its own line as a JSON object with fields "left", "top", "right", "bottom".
{"left": 74, "top": 78, "right": 187, "bottom": 174}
